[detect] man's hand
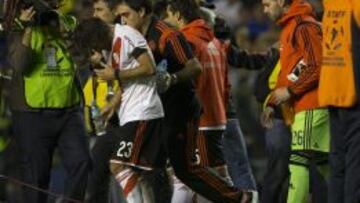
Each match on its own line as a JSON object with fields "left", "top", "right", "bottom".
{"left": 89, "top": 50, "right": 103, "bottom": 65}
{"left": 261, "top": 106, "right": 274, "bottom": 129}
{"left": 156, "top": 72, "right": 172, "bottom": 93}
{"left": 101, "top": 89, "right": 122, "bottom": 122}
{"left": 95, "top": 63, "right": 116, "bottom": 81}
{"left": 19, "top": 6, "right": 36, "bottom": 22}
{"left": 101, "top": 104, "right": 116, "bottom": 123}
{"left": 273, "top": 87, "right": 291, "bottom": 105}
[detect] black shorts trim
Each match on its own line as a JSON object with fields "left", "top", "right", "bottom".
{"left": 110, "top": 118, "right": 162, "bottom": 170}
{"left": 198, "top": 130, "right": 226, "bottom": 167}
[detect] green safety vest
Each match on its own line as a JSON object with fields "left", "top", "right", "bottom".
{"left": 24, "top": 17, "right": 80, "bottom": 108}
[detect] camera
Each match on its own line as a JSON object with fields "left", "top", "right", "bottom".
{"left": 0, "top": 1, "right": 7, "bottom": 32}
{"left": 20, "top": 0, "right": 59, "bottom": 28}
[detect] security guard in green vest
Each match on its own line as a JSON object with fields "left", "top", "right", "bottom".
{"left": 6, "top": 1, "right": 90, "bottom": 202}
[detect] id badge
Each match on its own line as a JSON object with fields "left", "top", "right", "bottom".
{"left": 44, "top": 46, "right": 57, "bottom": 69}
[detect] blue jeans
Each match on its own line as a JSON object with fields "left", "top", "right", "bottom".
{"left": 261, "top": 118, "right": 291, "bottom": 203}
{"left": 222, "top": 119, "right": 257, "bottom": 190}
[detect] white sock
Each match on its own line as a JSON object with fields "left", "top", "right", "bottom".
{"left": 171, "top": 175, "right": 194, "bottom": 203}
{"left": 171, "top": 175, "right": 213, "bottom": 203}
{"left": 115, "top": 168, "right": 155, "bottom": 203}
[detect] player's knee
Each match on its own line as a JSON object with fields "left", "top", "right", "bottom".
{"left": 110, "top": 162, "right": 126, "bottom": 175}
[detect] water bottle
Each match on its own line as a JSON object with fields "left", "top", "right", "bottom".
{"left": 156, "top": 60, "right": 169, "bottom": 93}
{"left": 91, "top": 100, "right": 106, "bottom": 136}
{"left": 157, "top": 59, "right": 168, "bottom": 72}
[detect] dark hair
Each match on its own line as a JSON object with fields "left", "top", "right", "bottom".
{"left": 108, "top": 0, "right": 152, "bottom": 14}
{"left": 270, "top": 0, "right": 293, "bottom": 6}
{"left": 167, "top": 0, "right": 201, "bottom": 23}
{"left": 73, "top": 18, "right": 112, "bottom": 56}
{"left": 92, "top": 0, "right": 112, "bottom": 7}
{"left": 284, "top": 0, "right": 293, "bottom": 6}
{"left": 153, "top": 1, "right": 168, "bottom": 19}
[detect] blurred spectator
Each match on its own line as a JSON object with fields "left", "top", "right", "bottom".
{"left": 213, "top": 0, "right": 242, "bottom": 29}
{"left": 308, "top": 0, "right": 324, "bottom": 20}
{"left": 233, "top": 27, "right": 251, "bottom": 50}
{"left": 73, "top": 0, "right": 93, "bottom": 21}
{"left": 246, "top": 4, "right": 271, "bottom": 42}
{"left": 252, "top": 29, "right": 280, "bottom": 52}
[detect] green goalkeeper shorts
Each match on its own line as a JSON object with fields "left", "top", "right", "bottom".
{"left": 291, "top": 109, "right": 330, "bottom": 153}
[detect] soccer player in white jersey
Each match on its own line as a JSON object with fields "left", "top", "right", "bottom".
{"left": 74, "top": 18, "right": 164, "bottom": 203}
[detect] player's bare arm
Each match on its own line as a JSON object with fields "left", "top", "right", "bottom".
{"left": 95, "top": 51, "right": 155, "bottom": 81}
{"left": 101, "top": 88, "right": 123, "bottom": 122}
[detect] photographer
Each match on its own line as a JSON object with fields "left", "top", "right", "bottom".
{"left": 6, "top": 0, "right": 90, "bottom": 202}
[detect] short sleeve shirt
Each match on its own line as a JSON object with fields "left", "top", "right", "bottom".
{"left": 112, "top": 24, "right": 164, "bottom": 126}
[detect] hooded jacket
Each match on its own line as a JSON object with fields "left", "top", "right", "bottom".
{"left": 181, "top": 19, "right": 228, "bottom": 129}
{"left": 268, "top": 0, "right": 323, "bottom": 114}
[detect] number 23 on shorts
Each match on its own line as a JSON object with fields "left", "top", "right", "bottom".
{"left": 117, "top": 141, "right": 134, "bottom": 159}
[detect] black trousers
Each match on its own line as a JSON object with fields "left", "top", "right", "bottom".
{"left": 12, "top": 109, "right": 90, "bottom": 203}
{"left": 162, "top": 118, "right": 243, "bottom": 203}
{"left": 329, "top": 105, "right": 360, "bottom": 203}
{"left": 86, "top": 125, "right": 119, "bottom": 203}
{"left": 198, "top": 130, "right": 226, "bottom": 167}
